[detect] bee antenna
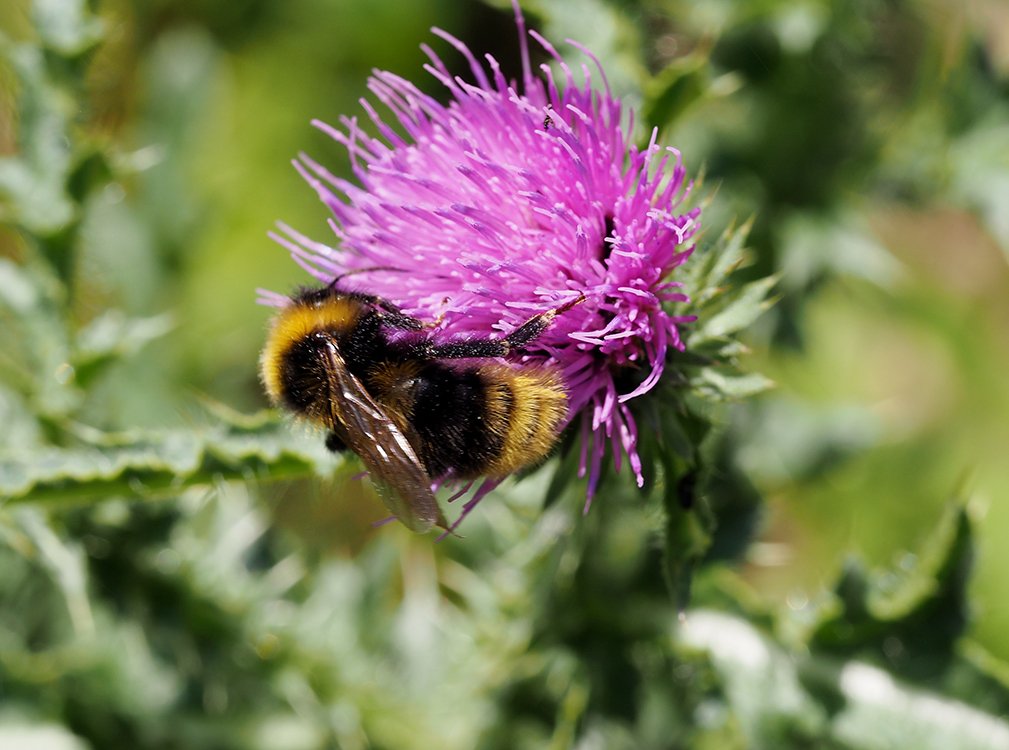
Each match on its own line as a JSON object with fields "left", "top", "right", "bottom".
{"left": 328, "top": 266, "right": 409, "bottom": 290}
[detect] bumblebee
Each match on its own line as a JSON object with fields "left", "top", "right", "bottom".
{"left": 260, "top": 281, "right": 579, "bottom": 532}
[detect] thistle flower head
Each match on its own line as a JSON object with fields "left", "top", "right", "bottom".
{"left": 263, "top": 1, "right": 699, "bottom": 517}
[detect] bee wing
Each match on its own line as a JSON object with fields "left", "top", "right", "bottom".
{"left": 321, "top": 341, "right": 446, "bottom": 533}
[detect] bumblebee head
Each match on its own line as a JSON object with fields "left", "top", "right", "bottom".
{"left": 259, "top": 287, "right": 365, "bottom": 407}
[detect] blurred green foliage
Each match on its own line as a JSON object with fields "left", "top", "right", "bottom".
{"left": 2, "top": 0, "right": 1009, "bottom": 747}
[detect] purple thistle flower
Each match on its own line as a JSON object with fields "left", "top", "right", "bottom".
{"left": 262, "top": 1, "right": 699, "bottom": 519}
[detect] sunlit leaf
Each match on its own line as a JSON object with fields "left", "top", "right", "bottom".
{"left": 32, "top": 0, "right": 104, "bottom": 56}
{"left": 0, "top": 721, "right": 89, "bottom": 750}
{"left": 692, "top": 276, "right": 778, "bottom": 344}
{"left": 692, "top": 368, "right": 775, "bottom": 400}
{"left": 73, "top": 311, "right": 175, "bottom": 387}
{"left": 0, "top": 416, "right": 337, "bottom": 505}
{"left": 0, "top": 41, "right": 75, "bottom": 238}
{"left": 643, "top": 52, "right": 710, "bottom": 131}
{"left": 682, "top": 609, "right": 1009, "bottom": 750}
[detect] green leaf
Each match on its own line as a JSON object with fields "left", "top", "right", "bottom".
{"left": 0, "top": 415, "right": 338, "bottom": 505}
{"left": 0, "top": 721, "right": 89, "bottom": 750}
{"left": 0, "top": 258, "right": 77, "bottom": 416}
{"left": 798, "top": 655, "right": 1009, "bottom": 750}
{"left": 662, "top": 471, "right": 715, "bottom": 611}
{"left": 655, "top": 405, "right": 697, "bottom": 464}
{"left": 692, "top": 275, "right": 778, "bottom": 345}
{"left": 663, "top": 217, "right": 773, "bottom": 410}
{"left": 643, "top": 52, "right": 710, "bottom": 131}
{"left": 808, "top": 504, "right": 974, "bottom": 680}
{"left": 733, "top": 397, "right": 881, "bottom": 484}
{"left": 0, "top": 387, "right": 45, "bottom": 451}
{"left": 0, "top": 42, "right": 76, "bottom": 238}
{"left": 0, "top": 0, "right": 106, "bottom": 288}
{"left": 32, "top": 0, "right": 104, "bottom": 57}
{"left": 952, "top": 641, "right": 1009, "bottom": 717}
{"left": 779, "top": 212, "right": 902, "bottom": 289}
{"left": 681, "top": 610, "right": 1009, "bottom": 750}
{"left": 66, "top": 147, "right": 114, "bottom": 203}
{"left": 658, "top": 431, "right": 716, "bottom": 610}
{"left": 73, "top": 311, "right": 175, "bottom": 387}
{"left": 692, "top": 369, "right": 776, "bottom": 400}
{"left": 679, "top": 610, "right": 829, "bottom": 747}
{"left": 949, "top": 121, "right": 1009, "bottom": 256}
{"left": 14, "top": 508, "right": 93, "bottom": 635}
{"left": 679, "top": 218, "right": 753, "bottom": 307}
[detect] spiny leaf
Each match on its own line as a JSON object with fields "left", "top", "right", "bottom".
{"left": 691, "top": 369, "right": 776, "bottom": 401}
{"left": 0, "top": 416, "right": 338, "bottom": 505}
{"left": 691, "top": 275, "right": 778, "bottom": 345}
{"left": 953, "top": 641, "right": 1009, "bottom": 717}
{"left": 798, "top": 654, "right": 1009, "bottom": 750}
{"left": 666, "top": 217, "right": 773, "bottom": 406}
{"left": 679, "top": 610, "right": 829, "bottom": 745}
{"left": 73, "top": 311, "right": 175, "bottom": 387}
{"left": 808, "top": 503, "right": 974, "bottom": 679}
{"left": 680, "top": 218, "right": 753, "bottom": 306}
{"left": 0, "top": 258, "right": 76, "bottom": 416}
{"left": 0, "top": 40, "right": 76, "bottom": 238}
{"left": 682, "top": 610, "right": 1009, "bottom": 750}
{"left": 656, "top": 405, "right": 697, "bottom": 464}
{"left": 15, "top": 508, "right": 94, "bottom": 635}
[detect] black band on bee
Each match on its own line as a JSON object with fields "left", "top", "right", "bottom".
{"left": 278, "top": 334, "right": 336, "bottom": 416}
{"left": 410, "top": 364, "right": 508, "bottom": 478}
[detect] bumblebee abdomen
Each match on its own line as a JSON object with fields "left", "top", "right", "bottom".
{"left": 411, "top": 363, "right": 506, "bottom": 479}
{"left": 408, "top": 362, "right": 567, "bottom": 481}
{"left": 479, "top": 365, "right": 568, "bottom": 478}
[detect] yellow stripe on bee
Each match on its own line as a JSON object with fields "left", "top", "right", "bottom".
{"left": 259, "top": 296, "right": 363, "bottom": 405}
{"left": 480, "top": 364, "right": 568, "bottom": 478}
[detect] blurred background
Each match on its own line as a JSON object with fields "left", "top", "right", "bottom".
{"left": 2, "top": 0, "right": 1009, "bottom": 747}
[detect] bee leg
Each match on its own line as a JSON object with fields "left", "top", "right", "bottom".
{"left": 501, "top": 294, "right": 585, "bottom": 349}
{"left": 375, "top": 304, "right": 425, "bottom": 331}
{"left": 414, "top": 294, "right": 585, "bottom": 360}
